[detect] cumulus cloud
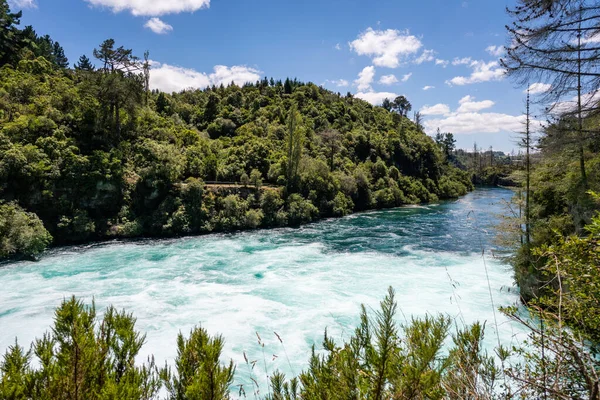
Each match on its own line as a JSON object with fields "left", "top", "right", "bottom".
{"left": 379, "top": 74, "right": 398, "bottom": 85}
{"left": 424, "top": 112, "right": 529, "bottom": 135}
{"left": 354, "top": 66, "right": 376, "bottom": 91}
{"left": 144, "top": 17, "right": 173, "bottom": 34}
{"left": 401, "top": 73, "right": 412, "bottom": 82}
{"left": 485, "top": 45, "right": 504, "bottom": 57}
{"left": 355, "top": 91, "right": 399, "bottom": 105}
{"left": 150, "top": 62, "right": 261, "bottom": 93}
{"left": 84, "top": 0, "right": 210, "bottom": 16}
{"left": 526, "top": 82, "right": 552, "bottom": 94}
{"left": 423, "top": 85, "right": 435, "bottom": 90}
{"left": 420, "top": 103, "right": 451, "bottom": 116}
{"left": 456, "top": 95, "right": 495, "bottom": 113}
{"left": 335, "top": 43, "right": 342, "bottom": 50}
{"left": 349, "top": 28, "right": 422, "bottom": 68}
{"left": 8, "top": 0, "right": 36, "bottom": 8}
{"left": 446, "top": 60, "right": 505, "bottom": 85}
{"left": 422, "top": 95, "right": 541, "bottom": 135}
{"left": 415, "top": 49, "right": 435, "bottom": 64}
{"left": 435, "top": 59, "right": 449, "bottom": 68}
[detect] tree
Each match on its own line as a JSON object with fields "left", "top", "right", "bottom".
{"left": 74, "top": 54, "right": 94, "bottom": 71}
{"left": 143, "top": 50, "right": 150, "bottom": 106}
{"left": 0, "top": 202, "right": 52, "bottom": 259}
{"left": 392, "top": 96, "right": 412, "bottom": 117}
{"left": 250, "top": 169, "right": 263, "bottom": 190}
{"left": 413, "top": 111, "right": 423, "bottom": 131}
{"left": 435, "top": 130, "right": 456, "bottom": 161}
{"left": 156, "top": 92, "right": 169, "bottom": 114}
{"left": 382, "top": 98, "right": 392, "bottom": 112}
{"left": 51, "top": 41, "right": 68, "bottom": 68}
{"left": 503, "top": 0, "right": 600, "bottom": 187}
{"left": 522, "top": 89, "right": 533, "bottom": 248}
{"left": 319, "top": 129, "right": 341, "bottom": 171}
{"left": 0, "top": 0, "right": 23, "bottom": 67}
{"left": 286, "top": 103, "right": 304, "bottom": 193}
{"left": 161, "top": 327, "right": 235, "bottom": 400}
{"left": 93, "top": 39, "right": 143, "bottom": 140}
{"left": 443, "top": 133, "right": 456, "bottom": 159}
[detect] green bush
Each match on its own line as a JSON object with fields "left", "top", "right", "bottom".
{"left": 287, "top": 194, "right": 318, "bottom": 225}
{"left": 0, "top": 202, "right": 52, "bottom": 259}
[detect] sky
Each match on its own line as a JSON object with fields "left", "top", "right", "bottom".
{"left": 8, "top": 0, "right": 544, "bottom": 153}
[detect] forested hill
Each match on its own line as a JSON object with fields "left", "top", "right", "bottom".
{"left": 0, "top": 2, "right": 471, "bottom": 260}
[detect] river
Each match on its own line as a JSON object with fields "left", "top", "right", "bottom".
{"left": 0, "top": 187, "right": 524, "bottom": 389}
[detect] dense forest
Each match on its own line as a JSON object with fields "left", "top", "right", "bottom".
{"left": 0, "top": 1, "right": 472, "bottom": 260}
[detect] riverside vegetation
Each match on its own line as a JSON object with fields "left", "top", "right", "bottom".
{"left": 0, "top": 0, "right": 472, "bottom": 260}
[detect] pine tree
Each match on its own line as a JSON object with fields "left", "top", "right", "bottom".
{"left": 74, "top": 54, "right": 94, "bottom": 71}
{"left": 51, "top": 41, "right": 68, "bottom": 68}
{"left": 0, "top": 0, "right": 23, "bottom": 67}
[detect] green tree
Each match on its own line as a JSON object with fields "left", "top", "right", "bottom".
{"left": 0, "top": 202, "right": 52, "bottom": 259}
{"left": 74, "top": 54, "right": 94, "bottom": 71}
{"left": 0, "top": 0, "right": 23, "bottom": 67}
{"left": 161, "top": 327, "right": 235, "bottom": 400}
{"left": 285, "top": 103, "right": 304, "bottom": 193}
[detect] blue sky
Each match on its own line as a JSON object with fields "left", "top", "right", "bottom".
{"left": 9, "top": 0, "right": 540, "bottom": 152}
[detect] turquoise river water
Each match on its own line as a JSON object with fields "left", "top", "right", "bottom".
{"left": 0, "top": 187, "right": 524, "bottom": 389}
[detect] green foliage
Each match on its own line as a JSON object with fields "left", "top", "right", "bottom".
{"left": 0, "top": 296, "right": 161, "bottom": 399}
{"left": 3, "top": 290, "right": 600, "bottom": 399}
{"left": 0, "top": 202, "right": 51, "bottom": 259}
{"left": 161, "top": 327, "right": 235, "bottom": 400}
{"left": 0, "top": 13, "right": 472, "bottom": 258}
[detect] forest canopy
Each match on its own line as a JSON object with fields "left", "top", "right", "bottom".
{"left": 0, "top": 0, "right": 472, "bottom": 259}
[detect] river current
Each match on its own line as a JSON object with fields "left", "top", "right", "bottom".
{"left": 0, "top": 187, "right": 523, "bottom": 388}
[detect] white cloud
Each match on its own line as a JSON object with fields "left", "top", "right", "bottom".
{"left": 446, "top": 60, "right": 505, "bottom": 85}
{"left": 485, "top": 45, "right": 504, "bottom": 57}
{"left": 456, "top": 95, "right": 495, "bottom": 113}
{"left": 150, "top": 62, "right": 261, "bottom": 93}
{"left": 452, "top": 57, "right": 472, "bottom": 66}
{"left": 84, "top": 0, "right": 210, "bottom": 16}
{"left": 349, "top": 28, "right": 422, "bottom": 68}
{"left": 379, "top": 74, "right": 398, "bottom": 85}
{"left": 144, "top": 17, "right": 173, "bottom": 34}
{"left": 423, "top": 85, "right": 435, "bottom": 90}
{"left": 326, "top": 79, "right": 349, "bottom": 87}
{"left": 335, "top": 43, "right": 342, "bottom": 50}
{"left": 8, "top": 0, "right": 36, "bottom": 7}
{"left": 551, "top": 91, "right": 600, "bottom": 116}
{"left": 583, "top": 33, "right": 600, "bottom": 44}
{"left": 354, "top": 66, "right": 376, "bottom": 91}
{"left": 420, "top": 103, "right": 451, "bottom": 116}
{"left": 422, "top": 95, "right": 541, "bottom": 135}
{"left": 526, "top": 82, "right": 552, "bottom": 94}
{"left": 424, "top": 112, "right": 530, "bottom": 135}
{"left": 401, "top": 73, "right": 412, "bottom": 82}
{"left": 435, "top": 59, "right": 449, "bottom": 68}
{"left": 415, "top": 49, "right": 435, "bottom": 64}
{"left": 355, "top": 91, "right": 398, "bottom": 105}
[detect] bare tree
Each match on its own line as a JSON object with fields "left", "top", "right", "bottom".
{"left": 503, "top": 0, "right": 600, "bottom": 186}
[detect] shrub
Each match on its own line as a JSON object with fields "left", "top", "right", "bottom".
{"left": 0, "top": 202, "right": 52, "bottom": 259}
{"left": 287, "top": 194, "right": 318, "bottom": 225}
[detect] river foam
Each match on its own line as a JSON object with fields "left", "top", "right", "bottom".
{"left": 0, "top": 188, "right": 524, "bottom": 390}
